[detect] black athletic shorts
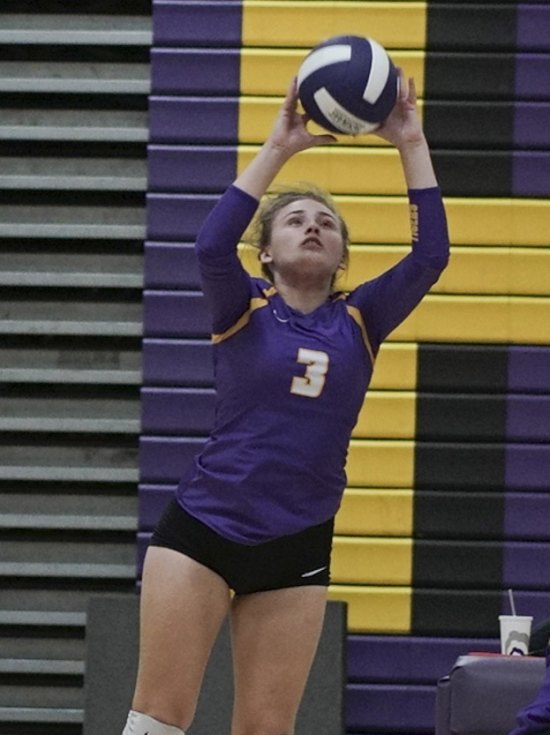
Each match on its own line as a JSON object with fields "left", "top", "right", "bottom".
{"left": 150, "top": 498, "right": 334, "bottom": 595}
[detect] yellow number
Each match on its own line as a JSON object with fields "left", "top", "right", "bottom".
{"left": 290, "top": 348, "right": 329, "bottom": 398}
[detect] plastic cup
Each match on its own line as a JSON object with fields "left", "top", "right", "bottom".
{"left": 499, "top": 615, "right": 533, "bottom": 655}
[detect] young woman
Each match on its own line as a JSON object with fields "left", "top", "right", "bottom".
{"left": 123, "top": 71, "right": 449, "bottom": 735}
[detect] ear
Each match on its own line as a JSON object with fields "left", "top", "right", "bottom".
{"left": 260, "top": 250, "right": 273, "bottom": 264}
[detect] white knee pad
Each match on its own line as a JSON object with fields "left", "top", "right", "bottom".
{"left": 122, "top": 710, "right": 185, "bottom": 735}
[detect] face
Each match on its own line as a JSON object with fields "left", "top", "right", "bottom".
{"left": 260, "top": 199, "right": 346, "bottom": 284}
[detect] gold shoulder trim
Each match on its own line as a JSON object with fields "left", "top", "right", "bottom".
{"left": 212, "top": 297, "right": 268, "bottom": 344}
{"left": 346, "top": 305, "right": 375, "bottom": 365}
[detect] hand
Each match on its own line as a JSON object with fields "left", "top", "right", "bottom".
{"left": 374, "top": 69, "right": 426, "bottom": 149}
{"left": 266, "top": 78, "right": 337, "bottom": 159}
{"left": 232, "top": 79, "right": 337, "bottom": 199}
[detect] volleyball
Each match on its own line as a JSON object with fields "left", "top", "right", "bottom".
{"left": 297, "top": 35, "right": 399, "bottom": 135}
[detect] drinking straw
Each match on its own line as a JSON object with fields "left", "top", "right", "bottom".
{"left": 508, "top": 588, "right": 517, "bottom": 616}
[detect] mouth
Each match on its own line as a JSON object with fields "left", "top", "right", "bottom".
{"left": 301, "top": 237, "right": 323, "bottom": 250}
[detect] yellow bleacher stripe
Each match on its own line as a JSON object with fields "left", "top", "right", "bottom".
{"left": 331, "top": 537, "right": 412, "bottom": 585}
{"left": 394, "top": 295, "right": 550, "bottom": 345}
{"left": 335, "top": 488, "right": 414, "bottom": 537}
{"left": 328, "top": 585, "right": 411, "bottom": 633}
{"left": 243, "top": 242, "right": 549, "bottom": 298}
{"left": 238, "top": 96, "right": 426, "bottom": 146}
{"left": 438, "top": 247, "right": 550, "bottom": 297}
{"left": 240, "top": 49, "right": 425, "bottom": 96}
{"left": 346, "top": 440, "right": 414, "bottom": 487}
{"left": 341, "top": 246, "right": 550, "bottom": 296}
{"left": 370, "top": 343, "right": 417, "bottom": 390}
{"left": 236, "top": 183, "right": 550, "bottom": 245}
{"left": 237, "top": 146, "right": 406, "bottom": 194}
{"left": 335, "top": 196, "right": 550, "bottom": 247}
{"left": 352, "top": 391, "right": 416, "bottom": 439}
{"left": 242, "top": 1, "right": 427, "bottom": 49}
{"left": 445, "top": 199, "right": 550, "bottom": 248}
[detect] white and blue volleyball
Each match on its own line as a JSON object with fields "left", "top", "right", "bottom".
{"left": 297, "top": 35, "right": 399, "bottom": 135}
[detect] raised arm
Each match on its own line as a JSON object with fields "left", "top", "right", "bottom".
{"left": 374, "top": 70, "right": 438, "bottom": 190}
{"left": 348, "top": 71, "right": 450, "bottom": 349}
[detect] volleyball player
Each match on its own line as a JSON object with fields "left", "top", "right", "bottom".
{"left": 122, "top": 70, "right": 449, "bottom": 735}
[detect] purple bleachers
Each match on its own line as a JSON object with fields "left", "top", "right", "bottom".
{"left": 506, "top": 444, "right": 550, "bottom": 490}
{"left": 142, "top": 339, "right": 213, "bottom": 385}
{"left": 147, "top": 193, "right": 217, "bottom": 240}
{"left": 141, "top": 387, "right": 215, "bottom": 434}
{"left": 347, "top": 683, "right": 435, "bottom": 732}
{"left": 143, "top": 291, "right": 209, "bottom": 337}
{"left": 144, "top": 243, "right": 200, "bottom": 289}
{"left": 504, "top": 542, "right": 550, "bottom": 588}
{"left": 346, "top": 635, "right": 499, "bottom": 683}
{"left": 140, "top": 436, "right": 204, "bottom": 483}
{"left": 513, "top": 150, "right": 550, "bottom": 195}
{"left": 517, "top": 4, "right": 550, "bottom": 51}
{"left": 505, "top": 493, "right": 550, "bottom": 539}
{"left": 153, "top": 1, "right": 242, "bottom": 47}
{"left": 148, "top": 97, "right": 238, "bottom": 144}
{"left": 139, "top": 483, "right": 175, "bottom": 530}
{"left": 515, "top": 53, "right": 550, "bottom": 99}
{"left": 151, "top": 48, "right": 241, "bottom": 94}
{"left": 514, "top": 101, "right": 550, "bottom": 147}
{"left": 506, "top": 395, "right": 550, "bottom": 441}
{"left": 148, "top": 146, "right": 236, "bottom": 192}
{"left": 508, "top": 346, "right": 550, "bottom": 392}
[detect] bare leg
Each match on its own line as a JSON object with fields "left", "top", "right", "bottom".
{"left": 230, "top": 586, "right": 327, "bottom": 735}
{"left": 131, "top": 546, "right": 231, "bottom": 729}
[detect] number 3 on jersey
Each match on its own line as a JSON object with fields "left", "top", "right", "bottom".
{"left": 290, "top": 348, "right": 329, "bottom": 398}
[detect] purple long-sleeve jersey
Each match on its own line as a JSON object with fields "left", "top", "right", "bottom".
{"left": 176, "top": 184, "right": 449, "bottom": 544}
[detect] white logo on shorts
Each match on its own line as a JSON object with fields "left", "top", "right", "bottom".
{"left": 301, "top": 566, "right": 328, "bottom": 578}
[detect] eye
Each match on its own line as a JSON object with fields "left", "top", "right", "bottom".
{"left": 321, "top": 217, "right": 337, "bottom": 229}
{"left": 287, "top": 215, "right": 303, "bottom": 226}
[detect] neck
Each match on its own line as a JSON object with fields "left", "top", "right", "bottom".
{"left": 273, "top": 277, "right": 332, "bottom": 314}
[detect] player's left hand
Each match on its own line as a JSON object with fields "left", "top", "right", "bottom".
{"left": 374, "top": 69, "right": 425, "bottom": 149}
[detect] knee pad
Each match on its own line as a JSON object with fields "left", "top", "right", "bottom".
{"left": 122, "top": 710, "right": 185, "bottom": 735}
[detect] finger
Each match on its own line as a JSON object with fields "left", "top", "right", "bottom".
{"left": 408, "top": 76, "right": 417, "bottom": 106}
{"left": 283, "top": 76, "right": 299, "bottom": 111}
{"left": 396, "top": 67, "right": 408, "bottom": 102}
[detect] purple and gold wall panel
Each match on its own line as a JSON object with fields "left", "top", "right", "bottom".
{"left": 144, "top": 3, "right": 550, "bottom": 734}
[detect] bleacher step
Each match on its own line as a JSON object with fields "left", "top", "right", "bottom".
{"left": 0, "top": 61, "right": 150, "bottom": 95}
{"left": 0, "top": 111, "right": 148, "bottom": 142}
{"left": 0, "top": 659, "right": 84, "bottom": 675}
{"left": 0, "top": 466, "right": 139, "bottom": 482}
{"left": 0, "top": 14, "right": 151, "bottom": 46}
{"left": 0, "top": 514, "right": 136, "bottom": 531}
{"left": 0, "top": 611, "right": 86, "bottom": 627}
{"left": 0, "top": 156, "right": 147, "bottom": 191}
{"left": 0, "top": 563, "right": 136, "bottom": 579}
{"left": 0, "top": 321, "right": 142, "bottom": 337}
{"left": 0, "top": 367, "right": 141, "bottom": 384}
{"left": 0, "top": 706, "right": 83, "bottom": 724}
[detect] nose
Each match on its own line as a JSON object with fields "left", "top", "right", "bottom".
{"left": 305, "top": 219, "right": 320, "bottom": 233}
